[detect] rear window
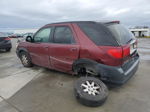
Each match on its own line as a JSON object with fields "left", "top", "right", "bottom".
{"left": 77, "top": 22, "right": 118, "bottom": 46}
{"left": 107, "top": 24, "right": 135, "bottom": 45}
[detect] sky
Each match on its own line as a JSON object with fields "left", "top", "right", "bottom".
{"left": 0, "top": 0, "right": 150, "bottom": 30}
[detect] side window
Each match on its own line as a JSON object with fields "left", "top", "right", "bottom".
{"left": 34, "top": 28, "right": 51, "bottom": 43}
{"left": 54, "top": 26, "right": 75, "bottom": 44}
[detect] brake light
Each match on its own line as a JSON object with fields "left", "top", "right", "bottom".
{"left": 4, "top": 37, "right": 11, "bottom": 40}
{"left": 123, "top": 47, "right": 130, "bottom": 57}
{"left": 108, "top": 46, "right": 130, "bottom": 59}
{"left": 108, "top": 48, "right": 123, "bottom": 59}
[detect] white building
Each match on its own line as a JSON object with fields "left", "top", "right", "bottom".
{"left": 130, "top": 27, "right": 150, "bottom": 37}
{"left": 14, "top": 28, "right": 39, "bottom": 34}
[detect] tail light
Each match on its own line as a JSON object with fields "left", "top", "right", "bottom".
{"left": 108, "top": 46, "right": 130, "bottom": 59}
{"left": 122, "top": 45, "right": 130, "bottom": 57}
{"left": 108, "top": 48, "right": 123, "bottom": 59}
{"left": 4, "top": 37, "right": 11, "bottom": 40}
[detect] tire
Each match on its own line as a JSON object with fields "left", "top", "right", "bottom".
{"left": 5, "top": 48, "right": 11, "bottom": 52}
{"left": 19, "top": 51, "right": 33, "bottom": 67}
{"left": 74, "top": 77, "right": 108, "bottom": 107}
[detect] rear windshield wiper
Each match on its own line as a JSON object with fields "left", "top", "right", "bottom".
{"left": 127, "top": 38, "right": 133, "bottom": 44}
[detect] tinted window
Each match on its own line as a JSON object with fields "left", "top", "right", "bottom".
{"left": 34, "top": 28, "right": 51, "bottom": 43}
{"left": 78, "top": 22, "right": 118, "bottom": 46}
{"left": 54, "top": 26, "right": 75, "bottom": 44}
{"left": 107, "top": 24, "right": 135, "bottom": 45}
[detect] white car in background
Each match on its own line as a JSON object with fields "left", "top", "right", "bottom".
{"left": 16, "top": 33, "right": 34, "bottom": 48}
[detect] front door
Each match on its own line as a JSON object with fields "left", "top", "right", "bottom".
{"left": 28, "top": 27, "right": 52, "bottom": 68}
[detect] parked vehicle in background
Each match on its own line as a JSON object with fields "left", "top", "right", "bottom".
{"left": 9, "top": 34, "right": 22, "bottom": 38}
{"left": 9, "top": 34, "right": 16, "bottom": 38}
{"left": 16, "top": 33, "right": 34, "bottom": 47}
{"left": 22, "top": 33, "right": 34, "bottom": 38}
{"left": 6, "top": 32, "right": 13, "bottom": 37}
{"left": 0, "top": 32, "right": 12, "bottom": 51}
{"left": 19, "top": 32, "right": 33, "bottom": 42}
{"left": 16, "top": 21, "right": 139, "bottom": 85}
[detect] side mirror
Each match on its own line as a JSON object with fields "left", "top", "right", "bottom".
{"left": 26, "top": 36, "right": 33, "bottom": 42}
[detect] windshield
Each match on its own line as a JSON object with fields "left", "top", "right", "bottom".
{"left": 107, "top": 24, "right": 135, "bottom": 45}
{"left": 77, "top": 22, "right": 118, "bottom": 46}
{"left": 0, "top": 32, "right": 8, "bottom": 37}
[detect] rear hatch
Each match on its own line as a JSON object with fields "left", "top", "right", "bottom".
{"left": 106, "top": 23, "right": 137, "bottom": 56}
{"left": 77, "top": 21, "right": 138, "bottom": 66}
{"left": 106, "top": 23, "right": 139, "bottom": 70}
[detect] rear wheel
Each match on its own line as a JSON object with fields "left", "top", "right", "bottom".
{"left": 74, "top": 64, "right": 98, "bottom": 76}
{"left": 20, "top": 52, "right": 33, "bottom": 67}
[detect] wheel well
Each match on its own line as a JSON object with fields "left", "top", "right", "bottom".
{"left": 18, "top": 49, "right": 28, "bottom": 57}
{"left": 72, "top": 59, "right": 100, "bottom": 76}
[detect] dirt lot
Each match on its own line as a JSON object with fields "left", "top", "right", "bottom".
{"left": 0, "top": 38, "right": 150, "bottom": 112}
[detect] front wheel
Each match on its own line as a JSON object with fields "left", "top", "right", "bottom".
{"left": 5, "top": 48, "right": 11, "bottom": 52}
{"left": 20, "top": 52, "right": 33, "bottom": 67}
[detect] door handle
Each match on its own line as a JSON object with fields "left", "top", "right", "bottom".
{"left": 44, "top": 46, "right": 48, "bottom": 48}
{"left": 70, "top": 48, "right": 77, "bottom": 51}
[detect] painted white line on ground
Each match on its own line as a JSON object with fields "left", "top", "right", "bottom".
{"left": 0, "top": 97, "right": 3, "bottom": 103}
{"left": 0, "top": 70, "right": 42, "bottom": 99}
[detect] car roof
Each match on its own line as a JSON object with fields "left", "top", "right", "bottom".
{"left": 44, "top": 21, "right": 95, "bottom": 27}
{"left": 45, "top": 20, "right": 120, "bottom": 27}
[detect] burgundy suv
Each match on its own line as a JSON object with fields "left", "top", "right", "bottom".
{"left": 16, "top": 21, "right": 139, "bottom": 85}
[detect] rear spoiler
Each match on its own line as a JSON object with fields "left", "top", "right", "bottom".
{"left": 104, "top": 21, "right": 120, "bottom": 25}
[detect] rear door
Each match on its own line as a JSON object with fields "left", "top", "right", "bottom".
{"left": 27, "top": 27, "right": 52, "bottom": 68}
{"left": 50, "top": 24, "right": 80, "bottom": 72}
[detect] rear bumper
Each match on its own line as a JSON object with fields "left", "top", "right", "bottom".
{"left": 97, "top": 55, "right": 140, "bottom": 85}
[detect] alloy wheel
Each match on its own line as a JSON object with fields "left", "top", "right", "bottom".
{"left": 81, "top": 80, "right": 101, "bottom": 96}
{"left": 21, "top": 55, "right": 28, "bottom": 65}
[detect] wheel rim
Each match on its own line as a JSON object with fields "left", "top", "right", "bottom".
{"left": 21, "top": 55, "right": 28, "bottom": 65}
{"left": 81, "top": 80, "right": 101, "bottom": 96}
